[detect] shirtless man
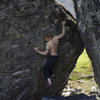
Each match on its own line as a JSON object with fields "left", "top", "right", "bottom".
{"left": 34, "top": 21, "right": 66, "bottom": 87}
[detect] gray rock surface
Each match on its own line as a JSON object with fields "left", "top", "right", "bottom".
{"left": 73, "top": 0, "right": 100, "bottom": 88}
{"left": 0, "top": 0, "right": 83, "bottom": 100}
{"left": 56, "top": 0, "right": 76, "bottom": 18}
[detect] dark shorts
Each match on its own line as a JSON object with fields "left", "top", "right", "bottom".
{"left": 43, "top": 55, "right": 58, "bottom": 79}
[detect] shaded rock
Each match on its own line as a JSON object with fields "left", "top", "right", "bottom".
{"left": 62, "top": 85, "right": 82, "bottom": 97}
{"left": 42, "top": 94, "right": 96, "bottom": 100}
{"left": 0, "top": 0, "right": 84, "bottom": 100}
{"left": 90, "top": 86, "right": 100, "bottom": 100}
{"left": 73, "top": 0, "right": 100, "bottom": 88}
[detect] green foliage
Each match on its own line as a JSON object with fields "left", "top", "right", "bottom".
{"left": 69, "top": 49, "right": 92, "bottom": 81}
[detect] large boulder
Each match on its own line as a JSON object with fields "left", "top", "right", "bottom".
{"left": 73, "top": 0, "right": 100, "bottom": 88}
{"left": 0, "top": 0, "right": 84, "bottom": 100}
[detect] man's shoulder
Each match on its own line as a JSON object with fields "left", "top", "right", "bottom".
{"left": 46, "top": 41, "right": 51, "bottom": 46}
{"left": 53, "top": 36, "right": 59, "bottom": 40}
{"left": 53, "top": 36, "right": 58, "bottom": 39}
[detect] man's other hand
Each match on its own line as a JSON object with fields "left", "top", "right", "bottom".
{"left": 62, "top": 21, "right": 66, "bottom": 25}
{"left": 34, "top": 47, "right": 38, "bottom": 52}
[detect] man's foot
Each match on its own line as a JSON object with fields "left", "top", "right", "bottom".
{"left": 45, "top": 83, "right": 52, "bottom": 88}
{"left": 45, "top": 78, "right": 52, "bottom": 88}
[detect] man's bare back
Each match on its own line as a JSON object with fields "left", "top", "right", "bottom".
{"left": 46, "top": 36, "right": 59, "bottom": 55}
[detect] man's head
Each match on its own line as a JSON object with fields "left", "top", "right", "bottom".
{"left": 44, "top": 34, "right": 53, "bottom": 42}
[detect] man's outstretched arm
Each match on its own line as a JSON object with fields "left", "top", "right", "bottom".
{"left": 34, "top": 43, "right": 50, "bottom": 55}
{"left": 34, "top": 47, "right": 49, "bottom": 55}
{"left": 56, "top": 21, "right": 66, "bottom": 39}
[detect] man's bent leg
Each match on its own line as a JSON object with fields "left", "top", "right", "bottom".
{"left": 47, "top": 78, "right": 52, "bottom": 85}
{"left": 43, "top": 61, "right": 52, "bottom": 80}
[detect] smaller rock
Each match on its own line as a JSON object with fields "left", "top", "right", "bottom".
{"left": 62, "top": 88, "right": 67, "bottom": 92}
{"left": 66, "top": 86, "right": 72, "bottom": 92}
{"left": 62, "top": 91, "right": 72, "bottom": 96}
{"left": 71, "top": 88, "right": 77, "bottom": 92}
{"left": 89, "top": 86, "right": 100, "bottom": 100}
{"left": 96, "top": 95, "right": 100, "bottom": 100}
{"left": 90, "top": 86, "right": 98, "bottom": 93}
{"left": 77, "top": 87, "right": 82, "bottom": 92}
{"left": 77, "top": 80, "right": 85, "bottom": 84}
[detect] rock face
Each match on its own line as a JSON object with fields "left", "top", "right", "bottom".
{"left": 0, "top": 0, "right": 84, "bottom": 100}
{"left": 73, "top": 0, "right": 100, "bottom": 88}
{"left": 56, "top": 0, "right": 76, "bottom": 18}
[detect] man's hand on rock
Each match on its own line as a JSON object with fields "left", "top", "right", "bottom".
{"left": 62, "top": 21, "right": 66, "bottom": 25}
{"left": 34, "top": 47, "right": 38, "bottom": 52}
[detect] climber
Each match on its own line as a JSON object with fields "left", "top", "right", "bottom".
{"left": 34, "top": 21, "right": 66, "bottom": 88}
